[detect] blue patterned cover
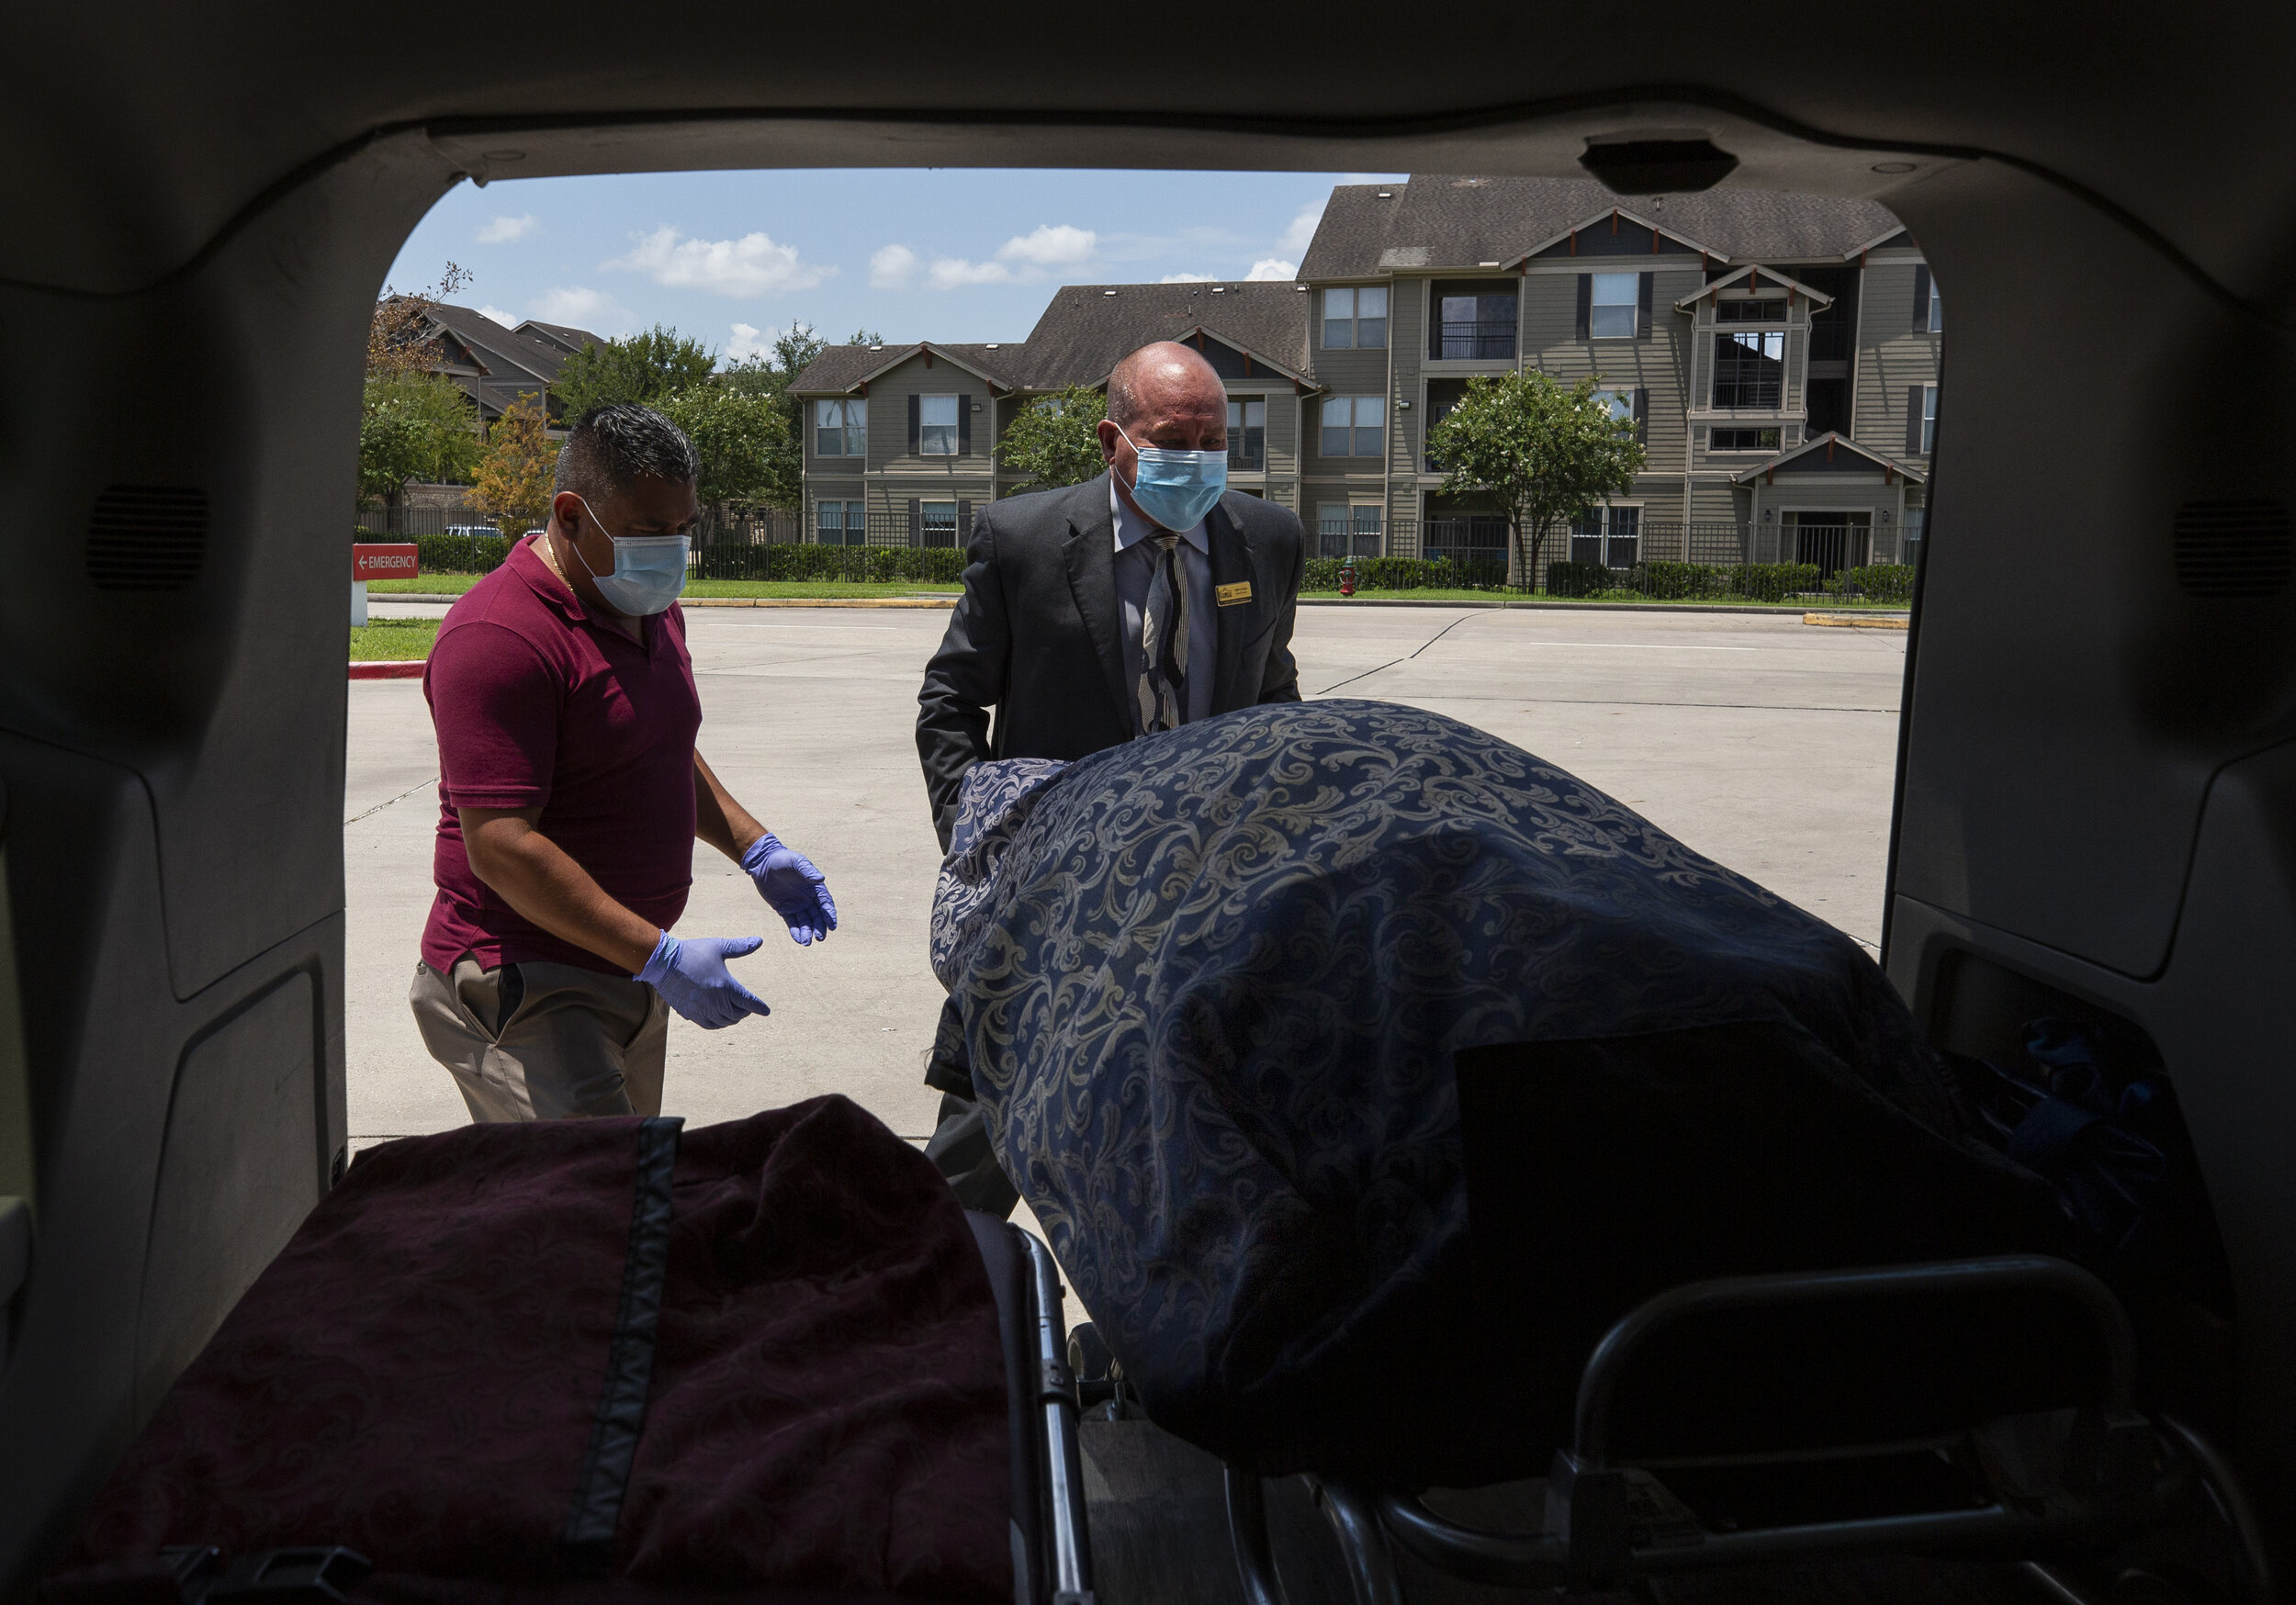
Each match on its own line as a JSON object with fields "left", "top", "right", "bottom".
{"left": 931, "top": 701, "right": 1986, "bottom": 1475}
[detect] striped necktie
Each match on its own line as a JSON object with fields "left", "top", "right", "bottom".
{"left": 1136, "top": 533, "right": 1190, "bottom": 735}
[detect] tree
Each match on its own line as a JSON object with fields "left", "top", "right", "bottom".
{"left": 367, "top": 264, "right": 471, "bottom": 380}
{"left": 472, "top": 392, "right": 557, "bottom": 532}
{"left": 999, "top": 385, "right": 1108, "bottom": 492}
{"left": 553, "top": 325, "right": 718, "bottom": 419}
{"left": 658, "top": 384, "right": 787, "bottom": 531}
{"left": 1424, "top": 371, "right": 1647, "bottom": 588}
{"left": 359, "top": 370, "right": 482, "bottom": 509}
{"left": 717, "top": 321, "right": 829, "bottom": 509}
{"left": 845, "top": 329, "right": 884, "bottom": 346}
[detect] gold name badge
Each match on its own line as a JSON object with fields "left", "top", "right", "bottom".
{"left": 1216, "top": 580, "right": 1254, "bottom": 607}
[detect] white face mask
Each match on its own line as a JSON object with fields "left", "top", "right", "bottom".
{"left": 565, "top": 495, "right": 689, "bottom": 616}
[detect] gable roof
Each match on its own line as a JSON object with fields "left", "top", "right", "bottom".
{"left": 515, "top": 319, "right": 604, "bottom": 356}
{"left": 1674, "top": 263, "right": 1837, "bottom": 311}
{"left": 1012, "top": 280, "right": 1311, "bottom": 389}
{"left": 789, "top": 341, "right": 1027, "bottom": 395}
{"left": 423, "top": 302, "right": 586, "bottom": 386}
{"left": 1729, "top": 431, "right": 1927, "bottom": 484}
{"left": 1298, "top": 177, "right": 1908, "bottom": 277}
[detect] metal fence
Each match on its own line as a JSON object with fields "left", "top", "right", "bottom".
{"left": 355, "top": 502, "right": 807, "bottom": 544}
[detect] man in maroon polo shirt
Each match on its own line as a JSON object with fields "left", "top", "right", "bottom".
{"left": 411, "top": 403, "right": 838, "bottom": 1121}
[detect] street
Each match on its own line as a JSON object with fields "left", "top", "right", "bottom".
{"left": 344, "top": 601, "right": 1908, "bottom": 1144}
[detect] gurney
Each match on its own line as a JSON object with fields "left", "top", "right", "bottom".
{"left": 932, "top": 701, "right": 2276, "bottom": 1601}
{"left": 45, "top": 1099, "right": 1097, "bottom": 1605}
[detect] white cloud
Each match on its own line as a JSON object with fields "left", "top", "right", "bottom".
{"left": 929, "top": 256, "right": 1019, "bottom": 288}
{"left": 1161, "top": 272, "right": 1217, "bottom": 284}
{"left": 477, "top": 213, "right": 538, "bottom": 244}
{"left": 1277, "top": 203, "right": 1323, "bottom": 255}
{"left": 728, "top": 322, "right": 777, "bottom": 360}
{"left": 604, "top": 225, "right": 836, "bottom": 297}
{"left": 527, "top": 286, "right": 634, "bottom": 333}
{"left": 870, "top": 243, "right": 920, "bottom": 289}
{"left": 1246, "top": 259, "right": 1297, "bottom": 281}
{"left": 996, "top": 224, "right": 1097, "bottom": 266}
{"left": 477, "top": 304, "right": 519, "bottom": 327}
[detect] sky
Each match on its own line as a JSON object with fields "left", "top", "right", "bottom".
{"left": 383, "top": 168, "right": 1406, "bottom": 360}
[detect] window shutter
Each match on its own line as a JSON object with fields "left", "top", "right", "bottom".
{"left": 1911, "top": 266, "right": 1930, "bottom": 331}
{"left": 1631, "top": 388, "right": 1648, "bottom": 440}
{"left": 907, "top": 394, "right": 921, "bottom": 455}
{"left": 1575, "top": 275, "right": 1592, "bottom": 340}
{"left": 958, "top": 398, "right": 973, "bottom": 455}
{"left": 1637, "top": 273, "right": 1653, "bottom": 339}
{"left": 1907, "top": 387, "right": 1924, "bottom": 455}
{"left": 957, "top": 499, "right": 972, "bottom": 540}
{"left": 908, "top": 498, "right": 921, "bottom": 545}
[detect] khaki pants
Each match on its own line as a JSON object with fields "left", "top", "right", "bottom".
{"left": 411, "top": 958, "right": 668, "bottom": 1122}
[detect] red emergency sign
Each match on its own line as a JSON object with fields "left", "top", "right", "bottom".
{"left": 353, "top": 544, "right": 420, "bottom": 581}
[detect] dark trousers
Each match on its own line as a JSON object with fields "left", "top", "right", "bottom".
{"left": 924, "top": 1093, "right": 1020, "bottom": 1218}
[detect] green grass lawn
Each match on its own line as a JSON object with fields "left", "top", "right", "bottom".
{"left": 366, "top": 575, "right": 962, "bottom": 600}
{"left": 351, "top": 618, "right": 439, "bottom": 660}
{"left": 1300, "top": 589, "right": 1908, "bottom": 608}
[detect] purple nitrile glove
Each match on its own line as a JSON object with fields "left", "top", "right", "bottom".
{"left": 741, "top": 832, "right": 838, "bottom": 946}
{"left": 634, "top": 931, "right": 771, "bottom": 1029}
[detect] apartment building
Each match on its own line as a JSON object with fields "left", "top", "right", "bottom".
{"left": 792, "top": 176, "right": 1941, "bottom": 574}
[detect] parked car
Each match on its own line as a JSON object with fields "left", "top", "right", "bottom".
{"left": 445, "top": 523, "right": 501, "bottom": 540}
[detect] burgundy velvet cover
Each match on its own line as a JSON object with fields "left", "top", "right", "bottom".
{"left": 65, "top": 1097, "right": 1011, "bottom": 1602}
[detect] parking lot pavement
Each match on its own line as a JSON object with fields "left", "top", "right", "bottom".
{"left": 344, "top": 604, "right": 1905, "bottom": 1147}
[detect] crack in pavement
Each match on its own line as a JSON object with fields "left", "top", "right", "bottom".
{"left": 1315, "top": 609, "right": 1489, "bottom": 695}
{"left": 345, "top": 777, "right": 436, "bottom": 827}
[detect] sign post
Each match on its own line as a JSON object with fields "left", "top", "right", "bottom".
{"left": 351, "top": 543, "right": 419, "bottom": 627}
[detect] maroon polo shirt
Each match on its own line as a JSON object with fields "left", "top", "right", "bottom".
{"left": 421, "top": 535, "right": 702, "bottom": 976}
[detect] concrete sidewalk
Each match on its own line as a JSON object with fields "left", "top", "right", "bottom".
{"left": 345, "top": 604, "right": 1907, "bottom": 1146}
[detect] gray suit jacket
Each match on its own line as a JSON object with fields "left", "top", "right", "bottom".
{"left": 916, "top": 473, "right": 1306, "bottom": 847}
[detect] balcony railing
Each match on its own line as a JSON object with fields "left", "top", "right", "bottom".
{"left": 1808, "top": 321, "right": 1851, "bottom": 363}
{"left": 1434, "top": 323, "right": 1517, "bottom": 361}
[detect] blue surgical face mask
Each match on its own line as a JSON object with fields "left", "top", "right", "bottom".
{"left": 1119, "top": 425, "right": 1227, "bottom": 531}
{"left": 566, "top": 495, "right": 689, "bottom": 617}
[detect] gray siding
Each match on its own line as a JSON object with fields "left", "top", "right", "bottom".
{"left": 1851, "top": 260, "right": 1941, "bottom": 462}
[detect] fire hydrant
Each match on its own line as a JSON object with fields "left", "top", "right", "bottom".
{"left": 1339, "top": 562, "right": 1358, "bottom": 598}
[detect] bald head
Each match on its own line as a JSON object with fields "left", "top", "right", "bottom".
{"left": 1107, "top": 342, "right": 1225, "bottom": 431}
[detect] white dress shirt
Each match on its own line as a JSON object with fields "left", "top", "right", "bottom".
{"left": 1110, "top": 478, "right": 1217, "bottom": 731}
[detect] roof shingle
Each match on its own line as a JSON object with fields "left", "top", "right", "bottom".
{"left": 1296, "top": 177, "right": 1906, "bottom": 277}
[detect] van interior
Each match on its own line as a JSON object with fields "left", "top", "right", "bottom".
{"left": 2, "top": 7, "right": 2292, "bottom": 1602}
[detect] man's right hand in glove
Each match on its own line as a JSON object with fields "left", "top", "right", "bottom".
{"left": 634, "top": 931, "right": 771, "bottom": 1029}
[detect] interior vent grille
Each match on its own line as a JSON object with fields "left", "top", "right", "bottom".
{"left": 2174, "top": 499, "right": 2291, "bottom": 600}
{"left": 86, "top": 486, "right": 209, "bottom": 592}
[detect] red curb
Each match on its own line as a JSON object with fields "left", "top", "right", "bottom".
{"left": 350, "top": 660, "right": 427, "bottom": 679}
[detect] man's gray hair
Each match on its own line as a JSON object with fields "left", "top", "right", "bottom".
{"left": 554, "top": 403, "right": 700, "bottom": 499}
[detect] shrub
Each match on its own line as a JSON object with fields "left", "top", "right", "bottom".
{"left": 690, "top": 543, "right": 970, "bottom": 584}
{"left": 1303, "top": 556, "right": 1508, "bottom": 592}
{"left": 1724, "top": 563, "right": 1822, "bottom": 603}
{"left": 1629, "top": 561, "right": 1731, "bottom": 600}
{"left": 1825, "top": 564, "right": 1917, "bottom": 604}
{"left": 1542, "top": 560, "right": 1613, "bottom": 599}
{"left": 406, "top": 531, "right": 512, "bottom": 575}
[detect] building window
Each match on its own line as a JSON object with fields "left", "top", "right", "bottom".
{"left": 1928, "top": 286, "right": 1944, "bottom": 333}
{"left": 918, "top": 395, "right": 960, "bottom": 455}
{"left": 1922, "top": 385, "right": 1938, "bottom": 452}
{"left": 920, "top": 499, "right": 959, "bottom": 547}
{"left": 1317, "top": 503, "right": 1384, "bottom": 559}
{"left": 1590, "top": 273, "right": 1639, "bottom": 338}
{"left": 1322, "top": 396, "right": 1386, "bottom": 458}
{"left": 1433, "top": 281, "right": 1518, "bottom": 360}
{"left": 1569, "top": 505, "right": 1641, "bottom": 568}
{"left": 814, "top": 398, "right": 865, "bottom": 456}
{"left": 1711, "top": 427, "right": 1782, "bottom": 453}
{"left": 816, "top": 499, "right": 866, "bottom": 545}
{"left": 1716, "top": 297, "right": 1784, "bottom": 323}
{"left": 1713, "top": 330, "right": 1785, "bottom": 409}
{"left": 1592, "top": 388, "right": 1635, "bottom": 426}
{"left": 1322, "top": 286, "right": 1389, "bottom": 349}
{"left": 1228, "top": 398, "right": 1266, "bottom": 469}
